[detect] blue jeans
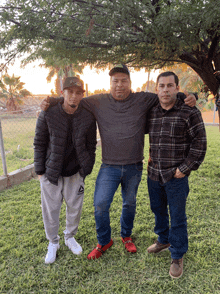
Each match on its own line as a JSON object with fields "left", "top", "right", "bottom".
{"left": 94, "top": 163, "right": 143, "bottom": 245}
{"left": 147, "top": 176, "right": 189, "bottom": 259}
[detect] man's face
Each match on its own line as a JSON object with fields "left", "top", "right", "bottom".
{"left": 156, "top": 75, "right": 179, "bottom": 109}
{"left": 110, "top": 72, "right": 131, "bottom": 100}
{"left": 63, "top": 86, "right": 84, "bottom": 109}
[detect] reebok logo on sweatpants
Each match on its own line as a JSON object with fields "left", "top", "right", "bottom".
{"left": 78, "top": 185, "right": 84, "bottom": 195}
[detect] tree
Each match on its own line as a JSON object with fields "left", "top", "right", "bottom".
{"left": 90, "top": 88, "right": 109, "bottom": 95}
{"left": 162, "top": 63, "right": 205, "bottom": 93}
{"left": 0, "top": 74, "right": 31, "bottom": 111}
{"left": 140, "top": 80, "right": 156, "bottom": 93}
{"left": 41, "top": 55, "right": 84, "bottom": 96}
{"left": 161, "top": 63, "right": 210, "bottom": 110}
{"left": 0, "top": 0, "right": 220, "bottom": 98}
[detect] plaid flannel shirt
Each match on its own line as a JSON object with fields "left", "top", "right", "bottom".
{"left": 147, "top": 99, "right": 207, "bottom": 184}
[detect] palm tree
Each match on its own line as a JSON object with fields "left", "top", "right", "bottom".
{"left": 0, "top": 74, "right": 31, "bottom": 112}
{"left": 43, "top": 61, "right": 84, "bottom": 96}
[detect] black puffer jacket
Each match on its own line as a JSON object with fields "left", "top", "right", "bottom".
{"left": 34, "top": 102, "right": 97, "bottom": 185}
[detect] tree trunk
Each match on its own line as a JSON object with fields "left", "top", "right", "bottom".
{"left": 6, "top": 98, "right": 20, "bottom": 112}
{"left": 181, "top": 56, "right": 220, "bottom": 128}
{"left": 55, "top": 76, "right": 62, "bottom": 96}
{"left": 192, "top": 67, "right": 220, "bottom": 128}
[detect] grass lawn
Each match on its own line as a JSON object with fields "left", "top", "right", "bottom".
{"left": 0, "top": 126, "right": 219, "bottom": 293}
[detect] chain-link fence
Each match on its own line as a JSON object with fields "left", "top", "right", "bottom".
{"left": 0, "top": 105, "right": 40, "bottom": 176}
{"left": 1, "top": 95, "right": 216, "bottom": 178}
{"left": 0, "top": 97, "right": 100, "bottom": 177}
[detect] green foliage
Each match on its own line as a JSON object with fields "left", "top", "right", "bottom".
{"left": 1, "top": 0, "right": 220, "bottom": 94}
{"left": 0, "top": 126, "right": 220, "bottom": 293}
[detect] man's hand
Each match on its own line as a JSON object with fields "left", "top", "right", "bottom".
{"left": 174, "top": 168, "right": 185, "bottom": 178}
{"left": 40, "top": 96, "right": 50, "bottom": 111}
{"left": 184, "top": 91, "right": 196, "bottom": 107}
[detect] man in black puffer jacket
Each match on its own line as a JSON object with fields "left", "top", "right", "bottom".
{"left": 34, "top": 77, "right": 96, "bottom": 264}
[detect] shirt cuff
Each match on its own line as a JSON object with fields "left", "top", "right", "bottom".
{"left": 178, "top": 164, "right": 190, "bottom": 175}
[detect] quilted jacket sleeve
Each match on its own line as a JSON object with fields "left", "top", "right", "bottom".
{"left": 34, "top": 111, "right": 49, "bottom": 175}
{"left": 86, "top": 119, "right": 97, "bottom": 172}
{"left": 78, "top": 114, "right": 97, "bottom": 178}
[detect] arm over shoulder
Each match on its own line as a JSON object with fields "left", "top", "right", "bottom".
{"left": 81, "top": 94, "right": 102, "bottom": 115}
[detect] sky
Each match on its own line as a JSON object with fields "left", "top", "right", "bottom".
{"left": 0, "top": 0, "right": 159, "bottom": 95}
{"left": 3, "top": 59, "right": 159, "bottom": 95}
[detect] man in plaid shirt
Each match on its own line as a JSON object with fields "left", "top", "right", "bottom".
{"left": 146, "top": 71, "right": 207, "bottom": 279}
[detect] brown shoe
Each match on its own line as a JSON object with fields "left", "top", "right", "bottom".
{"left": 169, "top": 258, "right": 183, "bottom": 278}
{"left": 147, "top": 240, "right": 170, "bottom": 253}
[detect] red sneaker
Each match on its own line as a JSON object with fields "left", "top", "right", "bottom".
{"left": 87, "top": 239, "right": 113, "bottom": 260}
{"left": 121, "top": 237, "right": 137, "bottom": 253}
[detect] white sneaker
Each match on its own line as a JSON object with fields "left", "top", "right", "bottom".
{"left": 45, "top": 242, "right": 60, "bottom": 264}
{"left": 65, "top": 237, "right": 82, "bottom": 255}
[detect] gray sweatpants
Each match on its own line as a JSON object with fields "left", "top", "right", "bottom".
{"left": 40, "top": 172, "right": 84, "bottom": 244}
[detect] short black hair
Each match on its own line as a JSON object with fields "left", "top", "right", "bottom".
{"left": 156, "top": 71, "right": 179, "bottom": 86}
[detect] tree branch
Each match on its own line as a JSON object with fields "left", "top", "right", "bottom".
{"left": 208, "top": 34, "right": 220, "bottom": 60}
{"left": 179, "top": 51, "right": 201, "bottom": 70}
{"left": 151, "top": 0, "right": 160, "bottom": 14}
